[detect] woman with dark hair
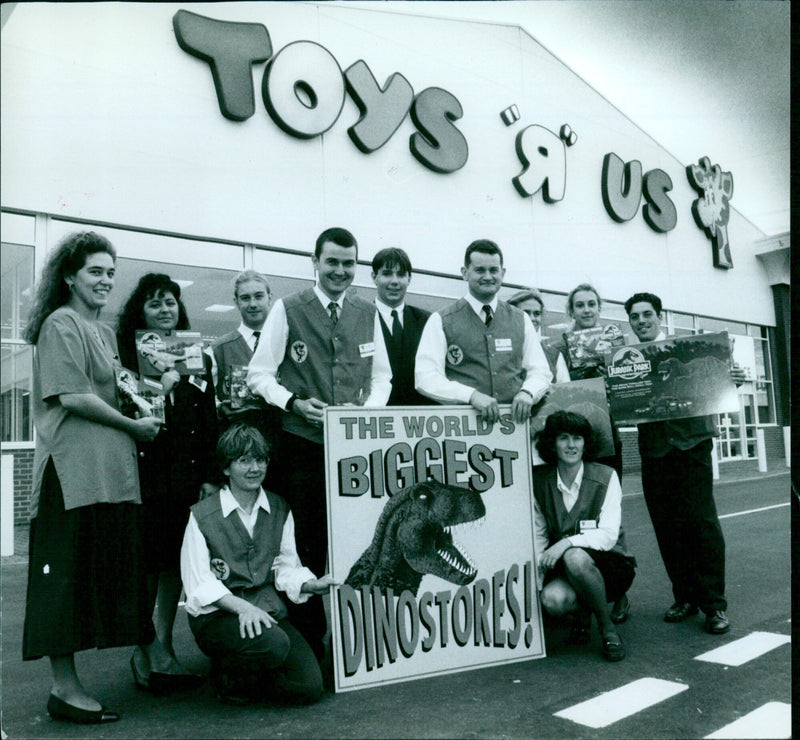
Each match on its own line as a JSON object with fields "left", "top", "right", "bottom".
{"left": 22, "top": 232, "right": 162, "bottom": 724}
{"left": 117, "top": 273, "right": 219, "bottom": 692}
{"left": 532, "top": 411, "right": 636, "bottom": 661}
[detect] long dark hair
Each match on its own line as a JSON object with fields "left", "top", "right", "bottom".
{"left": 23, "top": 232, "right": 116, "bottom": 344}
{"left": 117, "top": 273, "right": 190, "bottom": 370}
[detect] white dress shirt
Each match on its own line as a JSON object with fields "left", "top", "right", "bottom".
{"left": 180, "top": 486, "right": 316, "bottom": 617}
{"left": 533, "top": 463, "right": 623, "bottom": 581}
{"left": 247, "top": 284, "right": 392, "bottom": 411}
{"left": 414, "top": 293, "right": 552, "bottom": 404}
{"left": 375, "top": 298, "right": 405, "bottom": 331}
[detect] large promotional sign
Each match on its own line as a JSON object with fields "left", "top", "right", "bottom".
{"left": 324, "top": 406, "right": 545, "bottom": 692}
{"left": 604, "top": 332, "right": 738, "bottom": 425}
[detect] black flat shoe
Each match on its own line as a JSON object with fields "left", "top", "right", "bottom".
{"left": 664, "top": 602, "right": 698, "bottom": 623}
{"left": 47, "top": 694, "right": 120, "bottom": 724}
{"left": 610, "top": 595, "right": 630, "bottom": 624}
{"left": 600, "top": 636, "right": 625, "bottom": 662}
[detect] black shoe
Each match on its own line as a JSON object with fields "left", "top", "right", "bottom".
{"left": 47, "top": 694, "right": 120, "bottom": 725}
{"left": 704, "top": 610, "right": 730, "bottom": 634}
{"left": 664, "top": 602, "right": 699, "bottom": 622}
{"left": 600, "top": 636, "right": 625, "bottom": 662}
{"left": 610, "top": 595, "right": 630, "bottom": 624}
{"left": 148, "top": 671, "right": 205, "bottom": 696}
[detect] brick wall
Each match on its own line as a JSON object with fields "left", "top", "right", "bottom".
{"left": 10, "top": 449, "right": 35, "bottom": 524}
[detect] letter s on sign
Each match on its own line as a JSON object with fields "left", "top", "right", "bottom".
{"left": 409, "top": 88, "right": 469, "bottom": 174}
{"left": 262, "top": 41, "right": 345, "bottom": 139}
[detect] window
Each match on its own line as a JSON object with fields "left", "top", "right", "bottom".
{"left": 1, "top": 240, "right": 35, "bottom": 442}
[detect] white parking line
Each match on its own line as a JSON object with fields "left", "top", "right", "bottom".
{"left": 718, "top": 502, "right": 789, "bottom": 520}
{"left": 694, "top": 631, "right": 790, "bottom": 666}
{"left": 553, "top": 678, "right": 688, "bottom": 728}
{"left": 705, "top": 701, "right": 791, "bottom": 739}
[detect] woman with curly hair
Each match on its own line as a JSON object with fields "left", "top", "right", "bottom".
{"left": 117, "top": 273, "right": 219, "bottom": 692}
{"left": 532, "top": 410, "right": 636, "bottom": 661}
{"left": 22, "top": 232, "right": 162, "bottom": 724}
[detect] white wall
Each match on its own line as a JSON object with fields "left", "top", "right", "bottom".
{"left": 1, "top": 2, "right": 773, "bottom": 324}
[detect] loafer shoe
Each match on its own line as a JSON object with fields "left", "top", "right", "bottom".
{"left": 664, "top": 602, "right": 698, "bottom": 622}
{"left": 600, "top": 636, "right": 625, "bottom": 662}
{"left": 610, "top": 595, "right": 630, "bottom": 624}
{"left": 47, "top": 694, "right": 119, "bottom": 725}
{"left": 704, "top": 610, "right": 730, "bottom": 634}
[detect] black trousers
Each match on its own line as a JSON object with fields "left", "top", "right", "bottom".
{"left": 641, "top": 439, "right": 727, "bottom": 613}
{"left": 265, "top": 432, "right": 328, "bottom": 659}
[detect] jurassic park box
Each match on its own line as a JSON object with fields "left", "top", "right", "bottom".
{"left": 115, "top": 367, "right": 166, "bottom": 423}
{"left": 563, "top": 323, "right": 626, "bottom": 370}
{"left": 603, "top": 331, "right": 738, "bottom": 425}
{"left": 135, "top": 329, "right": 205, "bottom": 377}
{"left": 324, "top": 405, "right": 546, "bottom": 692}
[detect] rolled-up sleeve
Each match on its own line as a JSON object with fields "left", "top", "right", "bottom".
{"left": 180, "top": 512, "right": 231, "bottom": 616}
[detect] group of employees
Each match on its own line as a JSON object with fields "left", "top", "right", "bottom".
{"left": 21, "top": 228, "right": 743, "bottom": 722}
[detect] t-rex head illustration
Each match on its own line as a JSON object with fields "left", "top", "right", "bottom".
{"left": 345, "top": 481, "right": 486, "bottom": 595}
{"left": 657, "top": 357, "right": 680, "bottom": 380}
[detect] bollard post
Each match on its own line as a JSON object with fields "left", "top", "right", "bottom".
{"left": 784, "top": 426, "right": 790, "bottom": 468}
{"left": 711, "top": 440, "right": 720, "bottom": 480}
{"left": 756, "top": 428, "right": 767, "bottom": 472}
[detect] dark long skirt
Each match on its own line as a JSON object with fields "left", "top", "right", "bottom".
{"left": 22, "top": 457, "right": 155, "bottom": 660}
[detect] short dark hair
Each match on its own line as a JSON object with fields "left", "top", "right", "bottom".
{"left": 624, "top": 292, "right": 662, "bottom": 316}
{"left": 217, "top": 423, "right": 271, "bottom": 474}
{"left": 535, "top": 410, "right": 597, "bottom": 464}
{"left": 566, "top": 283, "right": 602, "bottom": 316}
{"left": 371, "top": 247, "right": 412, "bottom": 275}
{"left": 315, "top": 227, "right": 358, "bottom": 259}
{"left": 464, "top": 239, "right": 503, "bottom": 267}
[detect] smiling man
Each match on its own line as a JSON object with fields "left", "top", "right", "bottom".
{"left": 415, "top": 239, "right": 551, "bottom": 423}
{"left": 624, "top": 291, "right": 743, "bottom": 636}
{"left": 247, "top": 227, "right": 391, "bottom": 659}
{"left": 371, "top": 247, "right": 432, "bottom": 406}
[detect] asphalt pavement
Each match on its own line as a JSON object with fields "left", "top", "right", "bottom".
{"left": 1, "top": 466, "right": 792, "bottom": 739}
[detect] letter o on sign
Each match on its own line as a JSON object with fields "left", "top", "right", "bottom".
{"left": 262, "top": 41, "right": 345, "bottom": 138}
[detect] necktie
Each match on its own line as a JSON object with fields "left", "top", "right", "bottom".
{"left": 482, "top": 305, "right": 493, "bottom": 326}
{"left": 252, "top": 330, "right": 261, "bottom": 351}
{"left": 391, "top": 309, "right": 402, "bottom": 341}
{"left": 328, "top": 302, "right": 339, "bottom": 324}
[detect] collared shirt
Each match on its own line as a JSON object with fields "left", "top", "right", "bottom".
{"left": 246, "top": 284, "right": 392, "bottom": 411}
{"left": 415, "top": 294, "right": 551, "bottom": 405}
{"left": 375, "top": 298, "right": 405, "bottom": 330}
{"left": 532, "top": 463, "right": 622, "bottom": 567}
{"left": 180, "top": 486, "right": 315, "bottom": 617}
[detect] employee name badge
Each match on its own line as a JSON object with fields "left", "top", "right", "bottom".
{"left": 495, "top": 337, "right": 513, "bottom": 352}
{"left": 359, "top": 342, "right": 376, "bottom": 358}
{"left": 189, "top": 375, "right": 207, "bottom": 393}
{"left": 579, "top": 519, "right": 598, "bottom": 533}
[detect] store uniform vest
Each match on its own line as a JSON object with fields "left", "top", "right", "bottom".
{"left": 532, "top": 463, "right": 631, "bottom": 559}
{"left": 278, "top": 288, "right": 376, "bottom": 443}
{"left": 191, "top": 489, "right": 290, "bottom": 619}
{"left": 211, "top": 331, "right": 258, "bottom": 407}
{"left": 440, "top": 299, "right": 525, "bottom": 403}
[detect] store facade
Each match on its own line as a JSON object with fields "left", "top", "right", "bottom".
{"left": 1, "top": 3, "right": 789, "bottom": 527}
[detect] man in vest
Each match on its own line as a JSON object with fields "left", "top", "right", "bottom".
{"left": 371, "top": 247, "right": 433, "bottom": 406}
{"left": 180, "top": 424, "right": 334, "bottom": 705}
{"left": 415, "top": 239, "right": 551, "bottom": 423}
{"left": 209, "top": 270, "right": 278, "bottom": 442}
{"left": 625, "top": 291, "right": 744, "bottom": 635}
{"left": 247, "top": 227, "right": 391, "bottom": 657}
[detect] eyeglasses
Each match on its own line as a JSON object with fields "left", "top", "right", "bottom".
{"left": 232, "top": 456, "right": 269, "bottom": 468}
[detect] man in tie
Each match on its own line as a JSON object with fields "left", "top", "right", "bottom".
{"left": 415, "top": 239, "right": 551, "bottom": 423}
{"left": 371, "top": 247, "right": 433, "bottom": 406}
{"left": 210, "top": 270, "right": 278, "bottom": 441}
{"left": 247, "top": 227, "right": 391, "bottom": 659}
